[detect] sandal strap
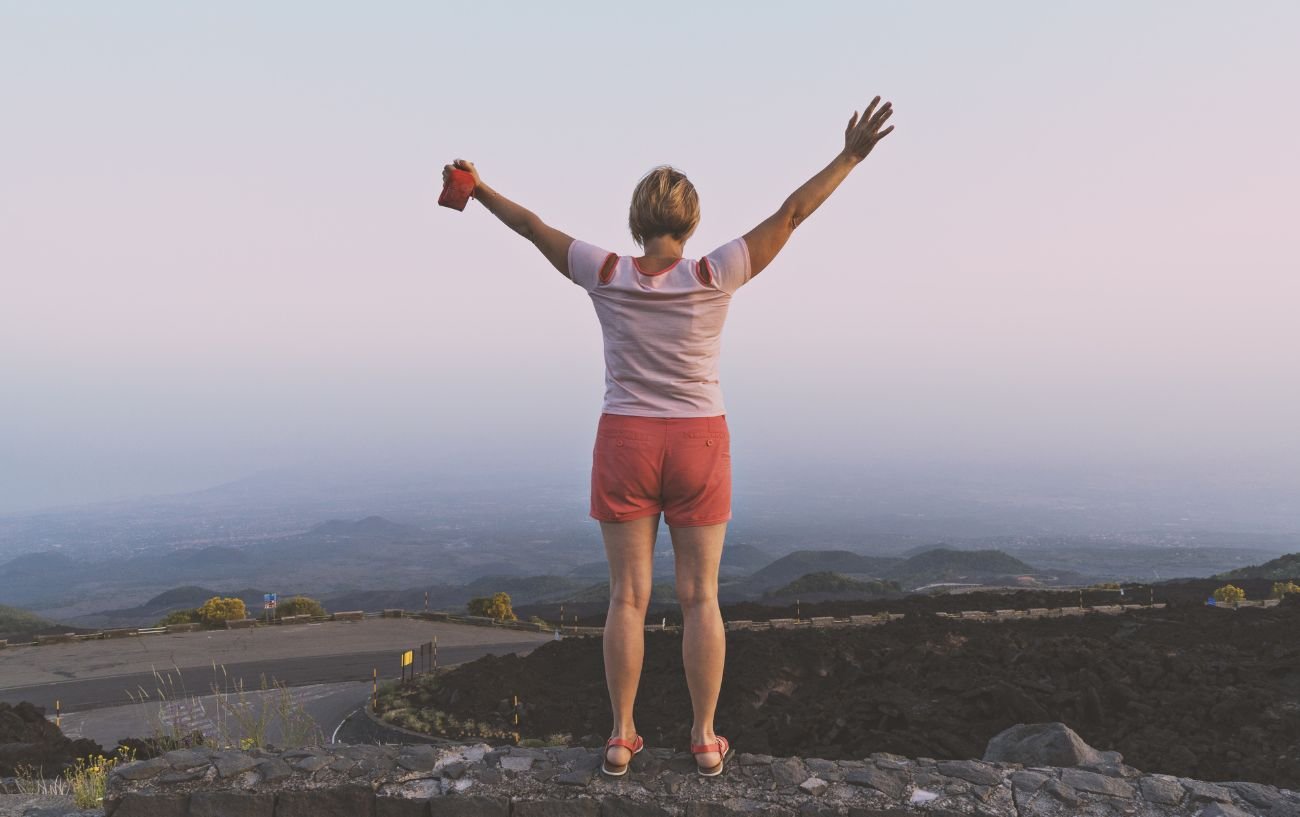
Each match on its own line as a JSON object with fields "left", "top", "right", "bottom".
{"left": 690, "top": 735, "right": 728, "bottom": 754}
{"left": 606, "top": 735, "right": 642, "bottom": 752}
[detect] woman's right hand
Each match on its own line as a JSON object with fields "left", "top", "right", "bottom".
{"left": 841, "top": 96, "right": 895, "bottom": 163}
{"left": 443, "top": 158, "right": 482, "bottom": 188}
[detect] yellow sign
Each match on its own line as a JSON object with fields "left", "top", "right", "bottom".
{"left": 401, "top": 650, "right": 413, "bottom": 667}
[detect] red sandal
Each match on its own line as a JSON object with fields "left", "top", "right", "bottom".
{"left": 600, "top": 733, "right": 644, "bottom": 777}
{"left": 690, "top": 735, "right": 733, "bottom": 777}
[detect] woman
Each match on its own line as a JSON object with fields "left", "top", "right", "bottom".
{"left": 442, "top": 95, "right": 894, "bottom": 777}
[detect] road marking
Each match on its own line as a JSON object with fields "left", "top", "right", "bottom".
{"left": 332, "top": 708, "right": 358, "bottom": 743}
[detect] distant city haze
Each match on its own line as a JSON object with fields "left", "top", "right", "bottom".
{"left": 2, "top": 3, "right": 1297, "bottom": 530}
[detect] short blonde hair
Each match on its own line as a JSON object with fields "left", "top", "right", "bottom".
{"left": 628, "top": 165, "right": 700, "bottom": 248}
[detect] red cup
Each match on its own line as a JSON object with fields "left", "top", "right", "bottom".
{"left": 439, "top": 167, "right": 476, "bottom": 211}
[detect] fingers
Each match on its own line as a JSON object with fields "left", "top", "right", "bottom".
{"left": 862, "top": 95, "right": 881, "bottom": 125}
{"left": 871, "top": 106, "right": 894, "bottom": 132}
{"left": 876, "top": 124, "right": 894, "bottom": 140}
{"left": 847, "top": 111, "right": 858, "bottom": 131}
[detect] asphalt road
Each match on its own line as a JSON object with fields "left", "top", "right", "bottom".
{"left": 1, "top": 639, "right": 550, "bottom": 714}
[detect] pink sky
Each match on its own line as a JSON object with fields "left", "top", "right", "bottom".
{"left": 1, "top": 2, "right": 1297, "bottom": 513}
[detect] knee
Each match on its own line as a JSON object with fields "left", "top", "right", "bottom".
{"left": 609, "top": 585, "right": 651, "bottom": 612}
{"left": 676, "top": 582, "right": 717, "bottom": 611}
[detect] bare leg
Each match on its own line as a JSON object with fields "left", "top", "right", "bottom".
{"left": 601, "top": 514, "right": 658, "bottom": 767}
{"left": 669, "top": 521, "right": 727, "bottom": 770}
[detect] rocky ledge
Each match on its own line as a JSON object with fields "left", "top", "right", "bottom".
{"left": 93, "top": 724, "right": 1297, "bottom": 817}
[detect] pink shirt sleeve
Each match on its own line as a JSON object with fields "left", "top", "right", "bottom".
{"left": 568, "top": 238, "right": 615, "bottom": 292}
{"left": 701, "top": 237, "right": 753, "bottom": 295}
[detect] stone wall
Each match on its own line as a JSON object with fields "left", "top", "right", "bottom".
{"left": 101, "top": 740, "right": 1300, "bottom": 817}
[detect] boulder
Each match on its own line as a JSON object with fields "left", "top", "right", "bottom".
{"left": 982, "top": 722, "right": 1122, "bottom": 767}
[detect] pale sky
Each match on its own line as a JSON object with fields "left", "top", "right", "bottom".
{"left": 2, "top": 1, "right": 1297, "bottom": 515}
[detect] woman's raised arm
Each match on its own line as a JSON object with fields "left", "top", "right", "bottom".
{"left": 443, "top": 159, "right": 574, "bottom": 277}
{"left": 741, "top": 96, "right": 895, "bottom": 278}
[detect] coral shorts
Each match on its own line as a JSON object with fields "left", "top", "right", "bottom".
{"left": 590, "top": 412, "right": 732, "bottom": 527}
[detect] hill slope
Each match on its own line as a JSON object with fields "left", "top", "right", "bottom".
{"left": 1217, "top": 552, "right": 1300, "bottom": 581}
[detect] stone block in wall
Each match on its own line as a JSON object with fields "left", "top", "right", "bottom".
{"left": 36, "top": 632, "right": 77, "bottom": 644}
{"left": 810, "top": 616, "right": 836, "bottom": 627}
{"left": 383, "top": 609, "right": 405, "bottom": 618}
{"left": 275, "top": 782, "right": 376, "bottom": 816}
{"left": 225, "top": 618, "right": 258, "bottom": 630}
{"left": 189, "top": 790, "right": 275, "bottom": 817}
{"left": 376, "top": 793, "right": 431, "bottom": 817}
{"left": 105, "top": 791, "right": 190, "bottom": 817}
{"left": 768, "top": 618, "right": 797, "bottom": 628}
{"left": 428, "top": 795, "right": 510, "bottom": 816}
{"left": 512, "top": 797, "right": 600, "bottom": 817}
{"left": 0, "top": 639, "right": 7, "bottom": 649}
{"left": 333, "top": 610, "right": 365, "bottom": 621}
{"left": 599, "top": 795, "right": 674, "bottom": 816}
{"left": 104, "top": 627, "right": 139, "bottom": 639}
{"left": 724, "top": 620, "right": 754, "bottom": 630}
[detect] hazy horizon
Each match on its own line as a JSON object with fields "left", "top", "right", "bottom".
{"left": 3, "top": 2, "right": 1297, "bottom": 523}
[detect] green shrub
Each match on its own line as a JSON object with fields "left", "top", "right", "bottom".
{"left": 158, "top": 609, "right": 201, "bottom": 627}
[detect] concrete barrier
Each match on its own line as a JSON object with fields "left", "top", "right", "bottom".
{"left": 103, "top": 628, "right": 138, "bottom": 639}
{"left": 0, "top": 639, "right": 7, "bottom": 649}
{"left": 37, "top": 633, "right": 77, "bottom": 645}
{"left": 277, "top": 614, "right": 311, "bottom": 624}
{"left": 810, "top": 616, "right": 837, "bottom": 627}
{"left": 166, "top": 622, "right": 202, "bottom": 633}
{"left": 382, "top": 609, "right": 404, "bottom": 618}
{"left": 225, "top": 618, "right": 258, "bottom": 630}
{"left": 332, "top": 611, "right": 365, "bottom": 622}
{"left": 724, "top": 620, "right": 756, "bottom": 630}
{"left": 1059, "top": 607, "right": 1086, "bottom": 616}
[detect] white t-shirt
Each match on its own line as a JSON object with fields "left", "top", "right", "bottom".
{"left": 567, "top": 236, "right": 754, "bottom": 417}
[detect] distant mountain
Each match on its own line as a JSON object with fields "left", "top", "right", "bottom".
{"left": 889, "top": 547, "right": 1036, "bottom": 588}
{"left": 0, "top": 550, "right": 78, "bottom": 579}
{"left": 559, "top": 581, "right": 678, "bottom": 605}
{"left": 898, "top": 543, "right": 961, "bottom": 558}
{"left": 463, "top": 574, "right": 590, "bottom": 602}
{"left": 747, "top": 550, "right": 903, "bottom": 590}
{"left": 87, "top": 586, "right": 273, "bottom": 628}
{"left": 140, "top": 585, "right": 227, "bottom": 609}
{"left": 763, "top": 571, "right": 902, "bottom": 601}
{"left": 720, "top": 543, "right": 776, "bottom": 574}
{"left": 0, "top": 603, "right": 55, "bottom": 641}
{"left": 1216, "top": 552, "right": 1300, "bottom": 581}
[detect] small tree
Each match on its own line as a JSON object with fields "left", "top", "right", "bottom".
{"left": 199, "top": 596, "right": 248, "bottom": 627}
{"left": 278, "top": 596, "right": 327, "bottom": 618}
{"left": 1271, "top": 581, "right": 1300, "bottom": 600}
{"left": 488, "top": 592, "right": 516, "bottom": 621}
{"left": 1212, "top": 584, "right": 1246, "bottom": 605}
{"left": 466, "top": 592, "right": 516, "bottom": 621}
